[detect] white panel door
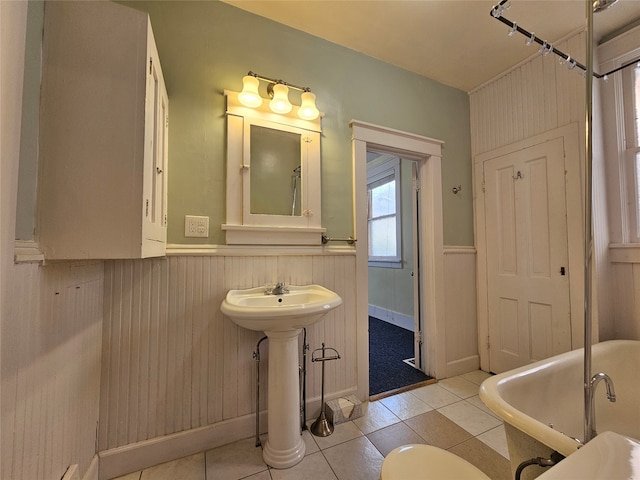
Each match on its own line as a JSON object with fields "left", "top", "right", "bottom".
{"left": 484, "top": 137, "right": 571, "bottom": 373}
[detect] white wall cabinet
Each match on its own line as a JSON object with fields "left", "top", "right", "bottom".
{"left": 38, "top": 1, "right": 168, "bottom": 259}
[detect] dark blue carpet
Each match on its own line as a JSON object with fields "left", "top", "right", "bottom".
{"left": 369, "top": 316, "right": 432, "bottom": 396}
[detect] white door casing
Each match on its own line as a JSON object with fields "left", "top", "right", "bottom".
{"left": 411, "top": 161, "right": 423, "bottom": 369}
{"left": 352, "top": 120, "right": 445, "bottom": 395}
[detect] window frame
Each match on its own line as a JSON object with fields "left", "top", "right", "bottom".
{"left": 620, "top": 64, "right": 640, "bottom": 243}
{"left": 367, "top": 157, "right": 402, "bottom": 268}
{"left": 599, "top": 33, "right": 640, "bottom": 252}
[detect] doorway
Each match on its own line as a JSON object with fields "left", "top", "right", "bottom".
{"left": 474, "top": 125, "right": 584, "bottom": 374}
{"left": 351, "top": 120, "right": 446, "bottom": 400}
{"left": 366, "top": 153, "right": 430, "bottom": 396}
{"left": 484, "top": 138, "right": 571, "bottom": 372}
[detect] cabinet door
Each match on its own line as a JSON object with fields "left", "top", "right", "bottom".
{"left": 143, "top": 29, "right": 168, "bottom": 249}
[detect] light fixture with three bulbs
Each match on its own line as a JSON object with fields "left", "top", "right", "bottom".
{"left": 238, "top": 71, "right": 320, "bottom": 121}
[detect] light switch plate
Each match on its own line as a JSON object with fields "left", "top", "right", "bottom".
{"left": 185, "top": 215, "right": 209, "bottom": 238}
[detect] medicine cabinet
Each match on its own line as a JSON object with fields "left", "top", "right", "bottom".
{"left": 223, "top": 91, "right": 324, "bottom": 245}
{"left": 38, "top": 1, "right": 168, "bottom": 259}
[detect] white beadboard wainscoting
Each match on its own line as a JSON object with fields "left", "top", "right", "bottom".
{"left": 98, "top": 253, "right": 358, "bottom": 478}
{"left": 610, "top": 260, "right": 640, "bottom": 340}
{"left": 470, "top": 31, "right": 587, "bottom": 156}
{"left": 1, "top": 247, "right": 479, "bottom": 480}
{"left": 443, "top": 246, "right": 479, "bottom": 377}
{"left": 98, "top": 247, "right": 479, "bottom": 478}
{"left": 2, "top": 261, "right": 103, "bottom": 480}
{"left": 470, "top": 29, "right": 614, "bottom": 354}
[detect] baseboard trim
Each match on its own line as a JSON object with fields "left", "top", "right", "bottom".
{"left": 98, "top": 386, "right": 358, "bottom": 480}
{"left": 83, "top": 455, "right": 99, "bottom": 480}
{"left": 98, "top": 411, "right": 267, "bottom": 480}
{"left": 445, "top": 355, "right": 480, "bottom": 378}
{"left": 368, "top": 306, "right": 414, "bottom": 331}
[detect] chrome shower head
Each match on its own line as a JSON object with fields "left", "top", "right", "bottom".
{"left": 593, "top": 0, "right": 619, "bottom": 13}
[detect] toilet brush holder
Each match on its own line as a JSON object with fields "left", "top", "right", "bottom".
{"left": 310, "top": 343, "right": 341, "bottom": 437}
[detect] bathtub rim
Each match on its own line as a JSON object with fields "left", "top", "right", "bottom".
{"left": 479, "top": 339, "right": 638, "bottom": 457}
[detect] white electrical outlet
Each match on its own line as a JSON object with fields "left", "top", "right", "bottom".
{"left": 185, "top": 215, "right": 209, "bottom": 238}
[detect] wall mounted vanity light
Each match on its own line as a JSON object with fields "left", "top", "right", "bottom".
{"left": 238, "top": 71, "right": 320, "bottom": 120}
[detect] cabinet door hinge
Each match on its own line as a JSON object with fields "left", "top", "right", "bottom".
{"left": 149, "top": 57, "right": 153, "bottom": 75}
{"left": 145, "top": 199, "right": 149, "bottom": 217}
{"left": 487, "top": 335, "right": 491, "bottom": 350}
{"left": 415, "top": 330, "right": 423, "bottom": 345}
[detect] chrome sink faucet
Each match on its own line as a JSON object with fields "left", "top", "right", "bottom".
{"left": 266, "top": 282, "right": 289, "bottom": 295}
{"left": 588, "top": 372, "right": 616, "bottom": 439}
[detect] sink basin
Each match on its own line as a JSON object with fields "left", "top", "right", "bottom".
{"left": 220, "top": 284, "right": 343, "bottom": 469}
{"left": 221, "top": 284, "right": 342, "bottom": 332}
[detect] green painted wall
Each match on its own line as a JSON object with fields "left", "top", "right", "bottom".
{"left": 119, "top": 1, "right": 473, "bottom": 245}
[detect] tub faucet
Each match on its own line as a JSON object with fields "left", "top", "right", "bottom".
{"left": 267, "top": 282, "right": 289, "bottom": 295}
{"left": 588, "top": 372, "right": 616, "bottom": 439}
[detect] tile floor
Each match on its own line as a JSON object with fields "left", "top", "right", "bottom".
{"left": 111, "top": 371, "right": 511, "bottom": 480}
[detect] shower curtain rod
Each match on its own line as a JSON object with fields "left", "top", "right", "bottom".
{"left": 490, "top": 0, "right": 640, "bottom": 79}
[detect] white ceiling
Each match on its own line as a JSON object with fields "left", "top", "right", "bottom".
{"left": 222, "top": 0, "right": 640, "bottom": 92}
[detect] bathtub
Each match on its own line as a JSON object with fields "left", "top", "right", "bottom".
{"left": 480, "top": 340, "right": 640, "bottom": 479}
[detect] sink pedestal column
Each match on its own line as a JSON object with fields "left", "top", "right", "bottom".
{"left": 262, "top": 328, "right": 306, "bottom": 469}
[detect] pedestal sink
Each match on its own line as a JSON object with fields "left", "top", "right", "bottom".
{"left": 220, "top": 284, "right": 342, "bottom": 469}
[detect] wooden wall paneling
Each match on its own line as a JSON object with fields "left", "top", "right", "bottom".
{"left": 156, "top": 258, "right": 171, "bottom": 438}
{"left": 176, "top": 256, "right": 190, "bottom": 432}
{"left": 145, "top": 260, "right": 159, "bottom": 440}
{"left": 569, "top": 33, "right": 586, "bottom": 124}
{"left": 98, "top": 254, "right": 357, "bottom": 452}
{"left": 334, "top": 255, "right": 347, "bottom": 390}
{"left": 126, "top": 260, "right": 140, "bottom": 446}
{"left": 542, "top": 50, "right": 559, "bottom": 130}
{"left": 99, "top": 262, "right": 112, "bottom": 451}
{"left": 221, "top": 256, "right": 241, "bottom": 420}
{"left": 554, "top": 38, "right": 570, "bottom": 127}
{"left": 137, "top": 260, "right": 151, "bottom": 441}
{"left": 632, "top": 264, "right": 640, "bottom": 338}
{"left": 209, "top": 257, "right": 226, "bottom": 424}
{"left": 193, "top": 257, "right": 208, "bottom": 428}
{"left": 165, "top": 256, "right": 179, "bottom": 432}
{"left": 444, "top": 249, "right": 477, "bottom": 363}
{"left": 321, "top": 256, "right": 337, "bottom": 394}
{"left": 3, "top": 262, "right": 102, "bottom": 480}
{"left": 513, "top": 68, "right": 525, "bottom": 142}
{"left": 610, "top": 263, "right": 633, "bottom": 338}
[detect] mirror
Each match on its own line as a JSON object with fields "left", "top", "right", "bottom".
{"left": 223, "top": 90, "right": 324, "bottom": 245}
{"left": 250, "top": 125, "right": 302, "bottom": 216}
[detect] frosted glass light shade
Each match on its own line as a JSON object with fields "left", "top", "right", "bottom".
{"left": 269, "top": 84, "right": 292, "bottom": 114}
{"left": 238, "top": 75, "right": 263, "bottom": 108}
{"left": 298, "top": 91, "right": 319, "bottom": 120}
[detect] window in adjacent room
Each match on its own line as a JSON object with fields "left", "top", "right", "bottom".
{"left": 367, "top": 156, "right": 401, "bottom": 267}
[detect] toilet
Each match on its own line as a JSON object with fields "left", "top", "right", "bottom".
{"left": 380, "top": 444, "right": 491, "bottom": 480}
